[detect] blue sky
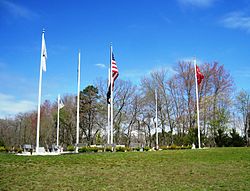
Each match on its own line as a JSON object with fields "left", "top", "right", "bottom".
{"left": 1, "top": 0, "right": 250, "bottom": 118}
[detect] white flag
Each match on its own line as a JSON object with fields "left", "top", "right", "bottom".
{"left": 59, "top": 96, "right": 64, "bottom": 109}
{"left": 41, "top": 32, "right": 47, "bottom": 72}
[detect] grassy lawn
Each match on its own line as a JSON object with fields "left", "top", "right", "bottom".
{"left": 0, "top": 147, "right": 250, "bottom": 191}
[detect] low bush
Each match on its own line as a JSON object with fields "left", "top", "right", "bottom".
{"left": 13, "top": 148, "right": 22, "bottom": 153}
{"left": 133, "top": 147, "right": 141, "bottom": 151}
{"left": 105, "top": 147, "right": 112, "bottom": 152}
{"left": 78, "top": 147, "right": 88, "bottom": 153}
{"left": 144, "top": 146, "right": 150, "bottom": 151}
{"left": 169, "top": 145, "right": 178, "bottom": 150}
{"left": 160, "top": 145, "right": 191, "bottom": 150}
{"left": 5, "top": 147, "right": 10, "bottom": 153}
{"left": 180, "top": 145, "right": 192, "bottom": 149}
{"left": 67, "top": 145, "right": 75, "bottom": 151}
{"left": 125, "top": 147, "right": 132, "bottom": 152}
{"left": 116, "top": 147, "right": 126, "bottom": 152}
{"left": 17, "top": 148, "right": 22, "bottom": 153}
{"left": 97, "top": 147, "right": 104, "bottom": 152}
{"left": 0, "top": 146, "right": 6, "bottom": 152}
{"left": 160, "top": 146, "right": 169, "bottom": 150}
{"left": 90, "top": 147, "right": 98, "bottom": 153}
{"left": 13, "top": 147, "right": 22, "bottom": 153}
{"left": 78, "top": 147, "right": 98, "bottom": 153}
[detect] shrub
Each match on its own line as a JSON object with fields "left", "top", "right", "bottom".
{"left": 5, "top": 147, "right": 10, "bottom": 153}
{"left": 17, "top": 148, "right": 22, "bottom": 153}
{"left": 78, "top": 147, "right": 98, "bottom": 153}
{"left": 116, "top": 147, "right": 125, "bottom": 152}
{"left": 169, "top": 145, "right": 179, "bottom": 150}
{"left": 97, "top": 147, "right": 104, "bottom": 152}
{"left": 105, "top": 147, "right": 112, "bottom": 152}
{"left": 13, "top": 147, "right": 22, "bottom": 153}
{"left": 144, "top": 146, "right": 150, "bottom": 151}
{"left": 125, "top": 147, "right": 132, "bottom": 152}
{"left": 13, "top": 148, "right": 22, "bottom": 153}
{"left": 0, "top": 146, "right": 6, "bottom": 152}
{"left": 67, "top": 145, "right": 75, "bottom": 151}
{"left": 160, "top": 145, "right": 191, "bottom": 150}
{"left": 160, "top": 146, "right": 169, "bottom": 150}
{"left": 78, "top": 147, "right": 88, "bottom": 153}
{"left": 90, "top": 147, "right": 98, "bottom": 153}
{"left": 133, "top": 147, "right": 140, "bottom": 151}
{"left": 181, "top": 145, "right": 192, "bottom": 149}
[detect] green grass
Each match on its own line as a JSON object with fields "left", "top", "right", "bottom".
{"left": 0, "top": 147, "right": 250, "bottom": 190}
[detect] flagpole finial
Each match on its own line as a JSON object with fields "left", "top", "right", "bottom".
{"left": 42, "top": 28, "right": 45, "bottom": 33}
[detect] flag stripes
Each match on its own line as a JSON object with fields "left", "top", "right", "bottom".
{"left": 107, "top": 52, "right": 119, "bottom": 104}
{"left": 111, "top": 53, "right": 119, "bottom": 87}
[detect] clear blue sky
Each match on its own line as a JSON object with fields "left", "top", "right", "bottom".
{"left": 1, "top": 0, "right": 250, "bottom": 118}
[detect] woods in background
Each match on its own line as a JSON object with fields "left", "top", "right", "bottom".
{"left": 0, "top": 61, "right": 249, "bottom": 149}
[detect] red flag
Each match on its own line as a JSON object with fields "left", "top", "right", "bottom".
{"left": 196, "top": 65, "right": 204, "bottom": 85}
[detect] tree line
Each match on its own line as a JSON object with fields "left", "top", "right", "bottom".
{"left": 0, "top": 61, "right": 249, "bottom": 149}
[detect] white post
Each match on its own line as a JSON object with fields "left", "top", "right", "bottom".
{"left": 36, "top": 31, "right": 45, "bottom": 153}
{"left": 56, "top": 94, "right": 60, "bottom": 147}
{"left": 194, "top": 58, "right": 201, "bottom": 149}
{"left": 110, "top": 45, "right": 114, "bottom": 146}
{"left": 107, "top": 68, "right": 111, "bottom": 145}
{"left": 76, "top": 51, "right": 80, "bottom": 151}
{"left": 155, "top": 89, "right": 159, "bottom": 150}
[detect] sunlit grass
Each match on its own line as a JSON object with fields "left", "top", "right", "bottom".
{"left": 0, "top": 147, "right": 250, "bottom": 190}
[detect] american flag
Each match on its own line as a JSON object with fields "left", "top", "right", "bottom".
{"left": 111, "top": 53, "right": 119, "bottom": 85}
{"left": 107, "top": 53, "right": 119, "bottom": 104}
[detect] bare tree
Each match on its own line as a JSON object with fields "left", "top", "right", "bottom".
{"left": 236, "top": 90, "right": 250, "bottom": 145}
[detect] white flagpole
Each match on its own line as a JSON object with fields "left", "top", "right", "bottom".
{"left": 110, "top": 44, "right": 114, "bottom": 146}
{"left": 107, "top": 68, "right": 111, "bottom": 145}
{"left": 76, "top": 51, "right": 80, "bottom": 151}
{"left": 155, "top": 89, "right": 159, "bottom": 150}
{"left": 56, "top": 94, "right": 60, "bottom": 147}
{"left": 36, "top": 30, "right": 45, "bottom": 153}
{"left": 194, "top": 58, "right": 201, "bottom": 149}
